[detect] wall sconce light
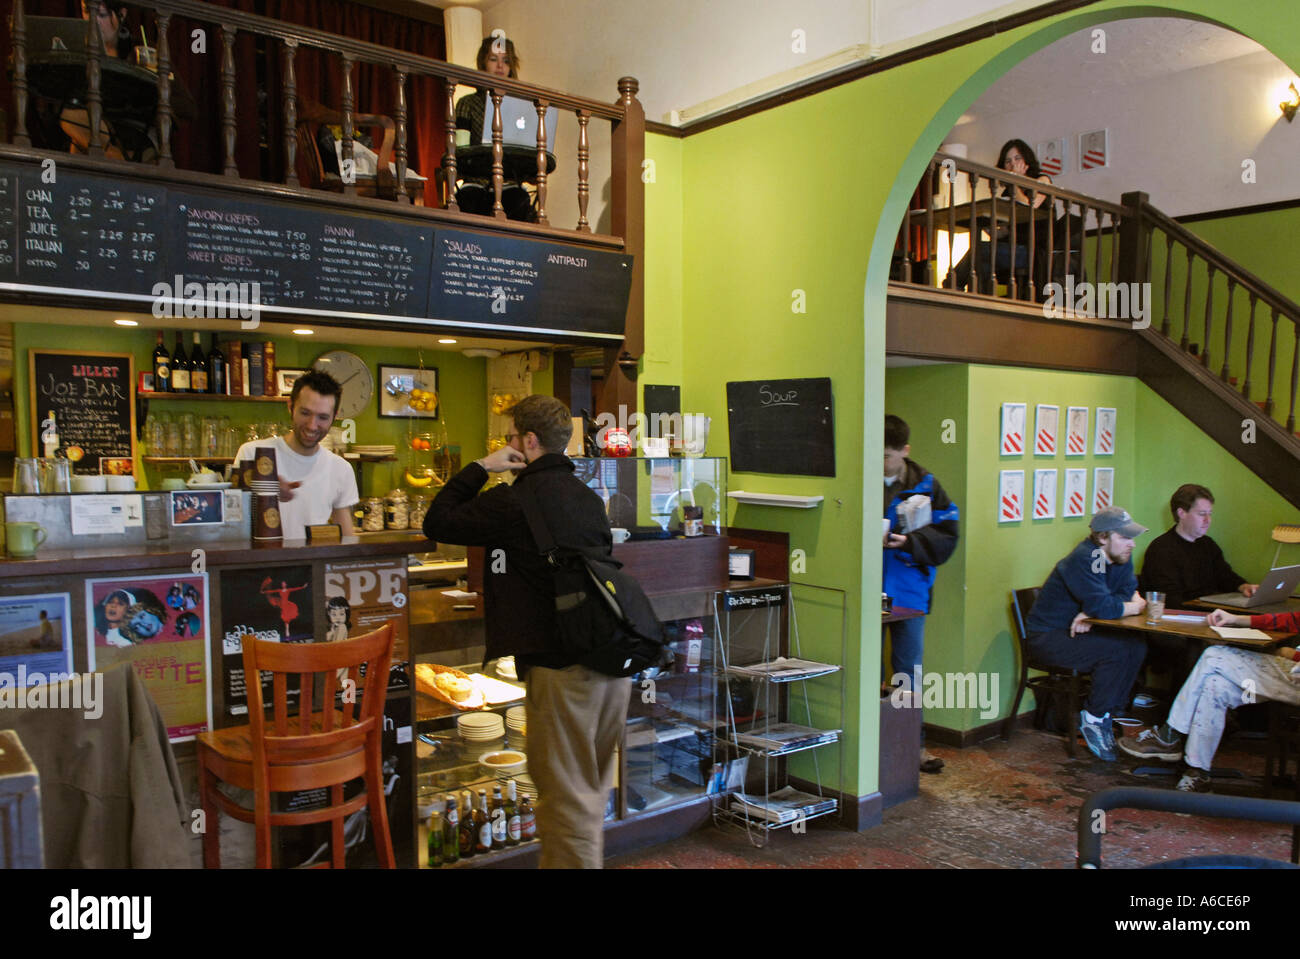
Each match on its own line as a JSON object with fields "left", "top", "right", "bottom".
{"left": 1281, "top": 81, "right": 1299, "bottom": 122}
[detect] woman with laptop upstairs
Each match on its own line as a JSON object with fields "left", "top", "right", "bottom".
{"left": 453, "top": 34, "right": 536, "bottom": 221}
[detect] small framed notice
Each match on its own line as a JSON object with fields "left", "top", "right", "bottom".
{"left": 1033, "top": 469, "right": 1057, "bottom": 520}
{"left": 1066, "top": 407, "right": 1089, "bottom": 457}
{"left": 1034, "top": 404, "right": 1059, "bottom": 456}
{"left": 1092, "top": 467, "right": 1115, "bottom": 513}
{"left": 1064, "top": 468, "right": 1087, "bottom": 517}
{"left": 998, "top": 470, "right": 1024, "bottom": 523}
{"left": 1094, "top": 407, "right": 1116, "bottom": 456}
{"left": 1000, "top": 403, "right": 1027, "bottom": 456}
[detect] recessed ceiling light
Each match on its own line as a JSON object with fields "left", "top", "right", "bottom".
{"left": 438, "top": 338, "right": 457, "bottom": 344}
{"left": 292, "top": 329, "right": 314, "bottom": 335}
{"left": 114, "top": 319, "right": 139, "bottom": 326}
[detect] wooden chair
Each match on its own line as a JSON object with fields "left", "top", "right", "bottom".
{"left": 196, "top": 622, "right": 396, "bottom": 869}
{"left": 1002, "top": 587, "right": 1090, "bottom": 756}
{"left": 295, "top": 102, "right": 423, "bottom": 204}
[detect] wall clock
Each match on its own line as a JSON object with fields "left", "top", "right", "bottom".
{"left": 310, "top": 350, "right": 374, "bottom": 420}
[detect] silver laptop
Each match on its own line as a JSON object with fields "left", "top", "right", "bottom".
{"left": 1199, "top": 564, "right": 1300, "bottom": 608}
{"left": 23, "top": 16, "right": 95, "bottom": 54}
{"left": 481, "top": 96, "right": 558, "bottom": 152}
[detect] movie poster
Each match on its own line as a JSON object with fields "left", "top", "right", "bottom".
{"left": 323, "top": 557, "right": 410, "bottom": 691}
{"left": 0, "top": 593, "right": 72, "bottom": 682}
{"left": 86, "top": 574, "right": 212, "bottom": 741}
{"left": 219, "top": 566, "right": 315, "bottom": 717}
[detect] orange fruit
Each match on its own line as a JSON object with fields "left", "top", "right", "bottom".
{"left": 65, "top": 446, "right": 85, "bottom": 462}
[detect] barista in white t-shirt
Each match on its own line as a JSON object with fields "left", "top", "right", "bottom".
{"left": 234, "top": 370, "right": 358, "bottom": 539}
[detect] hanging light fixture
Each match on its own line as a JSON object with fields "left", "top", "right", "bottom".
{"left": 1281, "top": 81, "right": 1299, "bottom": 122}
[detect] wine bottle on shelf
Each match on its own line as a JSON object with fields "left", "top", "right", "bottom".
{"left": 189, "top": 332, "right": 208, "bottom": 393}
{"left": 505, "top": 779, "right": 521, "bottom": 846}
{"left": 208, "top": 334, "right": 226, "bottom": 396}
{"left": 490, "top": 785, "right": 507, "bottom": 847}
{"left": 42, "top": 411, "right": 59, "bottom": 459}
{"left": 474, "top": 789, "right": 492, "bottom": 855}
{"left": 458, "top": 790, "right": 476, "bottom": 859}
{"left": 152, "top": 331, "right": 171, "bottom": 392}
{"left": 170, "top": 332, "right": 190, "bottom": 393}
{"left": 442, "top": 794, "right": 460, "bottom": 865}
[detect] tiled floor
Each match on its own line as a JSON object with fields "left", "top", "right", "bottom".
{"left": 607, "top": 726, "right": 1298, "bottom": 869}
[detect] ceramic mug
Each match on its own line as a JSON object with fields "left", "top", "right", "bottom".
{"left": 6, "top": 522, "right": 47, "bottom": 557}
{"left": 72, "top": 474, "right": 107, "bottom": 493}
{"left": 106, "top": 475, "right": 137, "bottom": 492}
{"left": 611, "top": 527, "right": 630, "bottom": 544}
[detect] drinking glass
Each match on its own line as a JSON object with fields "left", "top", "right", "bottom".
{"left": 12, "top": 458, "right": 39, "bottom": 493}
{"left": 1145, "top": 591, "right": 1166, "bottom": 624}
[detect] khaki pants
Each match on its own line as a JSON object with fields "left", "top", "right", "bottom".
{"left": 525, "top": 664, "right": 630, "bottom": 868}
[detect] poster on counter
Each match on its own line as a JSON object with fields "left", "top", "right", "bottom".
{"left": 998, "top": 470, "right": 1024, "bottom": 523}
{"left": 219, "top": 566, "right": 314, "bottom": 717}
{"left": 1066, "top": 406, "right": 1089, "bottom": 456}
{"left": 1094, "top": 407, "right": 1116, "bottom": 456}
{"left": 323, "top": 557, "right": 410, "bottom": 691}
{"left": 1000, "top": 402, "right": 1026, "bottom": 456}
{"left": 1092, "top": 467, "right": 1115, "bottom": 514}
{"left": 1033, "top": 469, "right": 1057, "bottom": 520}
{"left": 1034, "top": 404, "right": 1058, "bottom": 456}
{"left": 0, "top": 593, "right": 73, "bottom": 683}
{"left": 1064, "top": 468, "right": 1087, "bottom": 517}
{"left": 86, "top": 574, "right": 211, "bottom": 741}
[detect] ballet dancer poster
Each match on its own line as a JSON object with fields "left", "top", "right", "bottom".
{"left": 86, "top": 573, "right": 212, "bottom": 741}
{"left": 219, "top": 566, "right": 315, "bottom": 716}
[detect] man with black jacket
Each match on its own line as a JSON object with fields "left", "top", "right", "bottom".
{"left": 424, "top": 395, "right": 627, "bottom": 868}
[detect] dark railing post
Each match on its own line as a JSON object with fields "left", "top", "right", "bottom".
{"left": 576, "top": 109, "right": 591, "bottom": 233}
{"left": 85, "top": 5, "right": 106, "bottom": 157}
{"left": 340, "top": 54, "right": 356, "bottom": 197}
{"left": 1118, "top": 191, "right": 1148, "bottom": 288}
{"left": 12, "top": 0, "right": 30, "bottom": 145}
{"left": 1160, "top": 233, "right": 1173, "bottom": 336}
{"left": 155, "top": 9, "right": 174, "bottom": 168}
{"left": 1202, "top": 264, "right": 1215, "bottom": 368}
{"left": 1221, "top": 278, "right": 1235, "bottom": 382}
{"left": 534, "top": 99, "right": 551, "bottom": 226}
{"left": 220, "top": 24, "right": 239, "bottom": 176}
{"left": 1180, "top": 249, "right": 1194, "bottom": 350}
{"left": 393, "top": 68, "right": 409, "bottom": 204}
{"left": 1289, "top": 332, "right": 1300, "bottom": 433}
{"left": 1267, "top": 307, "right": 1280, "bottom": 417}
{"left": 610, "top": 76, "right": 644, "bottom": 374}
{"left": 1243, "top": 293, "right": 1258, "bottom": 399}
{"left": 441, "top": 79, "right": 459, "bottom": 212}
{"left": 490, "top": 90, "right": 506, "bottom": 219}
{"left": 281, "top": 39, "right": 299, "bottom": 187}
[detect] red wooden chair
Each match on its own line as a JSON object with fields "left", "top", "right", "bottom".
{"left": 196, "top": 622, "right": 396, "bottom": 868}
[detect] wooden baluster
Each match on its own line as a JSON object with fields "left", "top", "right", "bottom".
{"left": 1092, "top": 206, "right": 1102, "bottom": 287}
{"left": 576, "top": 109, "right": 591, "bottom": 233}
{"left": 394, "top": 68, "right": 410, "bottom": 204}
{"left": 1114, "top": 213, "right": 1124, "bottom": 284}
{"left": 1243, "top": 293, "right": 1257, "bottom": 399}
{"left": 1045, "top": 201, "right": 1054, "bottom": 292}
{"left": 12, "top": 0, "right": 30, "bottom": 145}
{"left": 1026, "top": 188, "right": 1036, "bottom": 302}
{"left": 899, "top": 192, "right": 911, "bottom": 283}
{"left": 925, "top": 161, "right": 936, "bottom": 287}
{"left": 340, "top": 54, "right": 356, "bottom": 196}
{"left": 85, "top": 5, "right": 105, "bottom": 157}
{"left": 965, "top": 172, "right": 977, "bottom": 292}
{"left": 220, "top": 25, "right": 239, "bottom": 176}
{"left": 988, "top": 177, "right": 999, "bottom": 297}
{"left": 1007, "top": 181, "right": 1018, "bottom": 299}
{"left": 442, "top": 79, "right": 459, "bottom": 211}
{"left": 1266, "top": 307, "right": 1280, "bottom": 416}
{"left": 1201, "top": 263, "right": 1215, "bottom": 368}
{"left": 154, "top": 10, "right": 173, "bottom": 168}
{"left": 490, "top": 90, "right": 505, "bottom": 219}
{"left": 1160, "top": 233, "right": 1173, "bottom": 337}
{"left": 1064, "top": 203, "right": 1074, "bottom": 296}
{"left": 1220, "top": 278, "right": 1235, "bottom": 381}
{"left": 1180, "top": 249, "right": 1193, "bottom": 350}
{"left": 282, "top": 40, "right": 299, "bottom": 187}
{"left": 534, "top": 99, "right": 549, "bottom": 225}
{"left": 1290, "top": 322, "right": 1300, "bottom": 433}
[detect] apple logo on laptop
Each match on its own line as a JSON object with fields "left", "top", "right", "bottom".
{"left": 516, "top": 116, "right": 527, "bottom": 130}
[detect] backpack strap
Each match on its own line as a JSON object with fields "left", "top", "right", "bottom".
{"left": 512, "top": 478, "right": 560, "bottom": 563}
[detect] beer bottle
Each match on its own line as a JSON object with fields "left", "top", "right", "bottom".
{"left": 458, "top": 790, "right": 475, "bottom": 858}
{"left": 427, "top": 810, "right": 443, "bottom": 867}
{"left": 442, "top": 794, "right": 460, "bottom": 865}
{"left": 519, "top": 796, "right": 536, "bottom": 841}
{"left": 491, "top": 785, "right": 508, "bottom": 846}
{"left": 474, "top": 789, "right": 493, "bottom": 855}
{"left": 505, "top": 779, "right": 521, "bottom": 846}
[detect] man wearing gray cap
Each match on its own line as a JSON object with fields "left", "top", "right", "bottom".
{"left": 1024, "top": 506, "right": 1150, "bottom": 761}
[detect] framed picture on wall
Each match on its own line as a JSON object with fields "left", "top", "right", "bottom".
{"left": 1066, "top": 406, "right": 1089, "bottom": 456}
{"left": 1000, "top": 402, "right": 1027, "bottom": 456}
{"left": 1094, "top": 407, "right": 1116, "bottom": 455}
{"left": 1033, "top": 469, "right": 1057, "bottom": 520}
{"left": 1080, "top": 129, "right": 1109, "bottom": 171}
{"left": 998, "top": 470, "right": 1024, "bottom": 523}
{"left": 1034, "top": 404, "right": 1059, "bottom": 456}
{"left": 1037, "top": 137, "right": 1067, "bottom": 176}
{"left": 1064, "top": 468, "right": 1087, "bottom": 517}
{"left": 1092, "top": 467, "right": 1115, "bottom": 513}
{"left": 378, "top": 365, "right": 439, "bottom": 419}
{"left": 276, "top": 368, "right": 307, "bottom": 397}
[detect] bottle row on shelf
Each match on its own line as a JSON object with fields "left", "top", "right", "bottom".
{"left": 425, "top": 779, "right": 535, "bottom": 867}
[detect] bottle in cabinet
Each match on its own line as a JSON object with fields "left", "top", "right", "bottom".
{"left": 208, "top": 334, "right": 226, "bottom": 395}
{"left": 505, "top": 779, "right": 521, "bottom": 846}
{"left": 189, "top": 332, "right": 208, "bottom": 392}
{"left": 442, "top": 794, "right": 460, "bottom": 865}
{"left": 170, "top": 332, "right": 190, "bottom": 393}
{"left": 519, "top": 797, "right": 536, "bottom": 841}
{"left": 490, "top": 785, "right": 508, "bottom": 846}
{"left": 458, "top": 790, "right": 475, "bottom": 859}
{"left": 427, "top": 809, "right": 443, "bottom": 866}
{"left": 474, "top": 789, "right": 492, "bottom": 854}
{"left": 152, "top": 332, "right": 171, "bottom": 392}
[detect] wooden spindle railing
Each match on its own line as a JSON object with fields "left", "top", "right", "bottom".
{"left": 576, "top": 110, "right": 590, "bottom": 233}
{"left": 1243, "top": 293, "right": 1258, "bottom": 398}
{"left": 489, "top": 89, "right": 505, "bottom": 219}
{"left": 441, "top": 79, "right": 459, "bottom": 212}
{"left": 11, "top": 0, "right": 30, "bottom": 145}
{"left": 86, "top": 6, "right": 106, "bottom": 158}
{"left": 534, "top": 100, "right": 550, "bottom": 226}
{"left": 155, "top": 9, "right": 174, "bottom": 168}
{"left": 281, "top": 40, "right": 299, "bottom": 187}
{"left": 1221, "top": 278, "right": 1235, "bottom": 382}
{"left": 1201, "top": 264, "right": 1215, "bottom": 368}
{"left": 340, "top": 54, "right": 356, "bottom": 197}
{"left": 220, "top": 24, "right": 238, "bottom": 176}
{"left": 392, "top": 68, "right": 409, "bottom": 204}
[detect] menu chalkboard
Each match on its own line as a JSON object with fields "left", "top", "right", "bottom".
{"left": 428, "top": 228, "right": 632, "bottom": 338}
{"left": 29, "top": 350, "right": 136, "bottom": 475}
{"left": 726, "top": 377, "right": 835, "bottom": 477}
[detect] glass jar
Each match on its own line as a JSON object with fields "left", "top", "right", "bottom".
{"left": 361, "top": 497, "right": 385, "bottom": 532}
{"left": 385, "top": 489, "right": 409, "bottom": 530}
{"left": 408, "top": 494, "right": 430, "bottom": 530}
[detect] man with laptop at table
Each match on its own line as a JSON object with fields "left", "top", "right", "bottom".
{"left": 1138, "top": 484, "right": 1258, "bottom": 610}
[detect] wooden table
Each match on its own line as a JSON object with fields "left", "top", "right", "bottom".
{"left": 1086, "top": 613, "right": 1289, "bottom": 652}
{"left": 909, "top": 197, "right": 1051, "bottom": 235}
{"left": 1187, "top": 597, "right": 1300, "bottom": 616}
{"left": 882, "top": 605, "right": 923, "bottom": 624}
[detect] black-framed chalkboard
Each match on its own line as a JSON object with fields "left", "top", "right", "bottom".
{"left": 726, "top": 377, "right": 835, "bottom": 477}
{"left": 29, "top": 350, "right": 136, "bottom": 475}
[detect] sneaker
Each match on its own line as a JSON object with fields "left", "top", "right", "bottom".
{"left": 1175, "top": 768, "right": 1212, "bottom": 793}
{"left": 1118, "top": 724, "right": 1184, "bottom": 762}
{"left": 1079, "top": 711, "right": 1117, "bottom": 761}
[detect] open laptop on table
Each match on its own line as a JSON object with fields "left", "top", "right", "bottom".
{"left": 1198, "top": 564, "right": 1300, "bottom": 609}
{"left": 480, "top": 96, "right": 559, "bottom": 152}
{"left": 23, "top": 16, "right": 95, "bottom": 54}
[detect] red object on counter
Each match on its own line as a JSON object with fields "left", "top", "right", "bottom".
{"left": 605, "top": 428, "right": 632, "bottom": 457}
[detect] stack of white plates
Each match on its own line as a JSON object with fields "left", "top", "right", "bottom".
{"left": 504, "top": 706, "right": 526, "bottom": 749}
{"left": 352, "top": 444, "right": 396, "bottom": 456}
{"left": 457, "top": 711, "right": 504, "bottom": 744}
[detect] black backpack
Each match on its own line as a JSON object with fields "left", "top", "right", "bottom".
{"left": 514, "top": 482, "right": 671, "bottom": 677}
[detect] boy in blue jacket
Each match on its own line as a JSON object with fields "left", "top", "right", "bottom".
{"left": 1024, "top": 507, "right": 1150, "bottom": 760}
{"left": 883, "top": 415, "right": 960, "bottom": 773}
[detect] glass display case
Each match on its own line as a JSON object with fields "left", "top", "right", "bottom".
{"left": 570, "top": 457, "right": 727, "bottom": 535}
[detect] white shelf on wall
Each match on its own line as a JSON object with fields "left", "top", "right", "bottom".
{"left": 728, "top": 491, "right": 823, "bottom": 509}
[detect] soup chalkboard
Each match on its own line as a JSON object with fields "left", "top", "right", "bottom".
{"left": 726, "top": 377, "right": 835, "bottom": 477}
{"left": 29, "top": 350, "right": 136, "bottom": 475}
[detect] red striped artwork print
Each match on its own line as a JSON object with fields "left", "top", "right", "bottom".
{"left": 1083, "top": 150, "right": 1105, "bottom": 168}
{"left": 1068, "top": 434, "right": 1084, "bottom": 453}
{"left": 1069, "top": 491, "right": 1083, "bottom": 513}
{"left": 1100, "top": 429, "right": 1113, "bottom": 452}
{"left": 1003, "top": 432, "right": 1023, "bottom": 454}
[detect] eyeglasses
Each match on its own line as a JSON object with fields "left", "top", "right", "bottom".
{"left": 504, "top": 432, "right": 527, "bottom": 443}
